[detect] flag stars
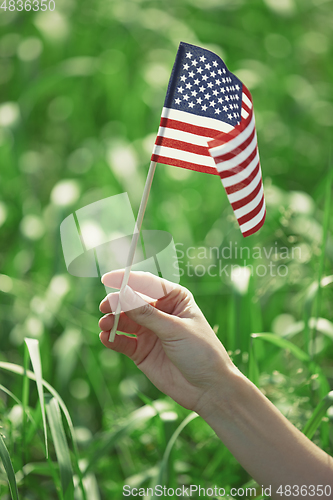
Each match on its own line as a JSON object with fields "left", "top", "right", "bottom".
{"left": 228, "top": 113, "right": 233, "bottom": 119}
{"left": 180, "top": 75, "right": 187, "bottom": 82}
{"left": 210, "top": 71, "right": 216, "bottom": 77}
{"left": 204, "top": 93, "right": 211, "bottom": 99}
{"left": 210, "top": 100, "right": 216, "bottom": 107}
{"left": 216, "top": 79, "right": 221, "bottom": 85}
{"left": 235, "top": 84, "right": 240, "bottom": 90}
{"left": 183, "top": 94, "right": 189, "bottom": 101}
{"left": 175, "top": 98, "right": 181, "bottom": 105}
{"left": 218, "top": 69, "right": 222, "bottom": 75}
{"left": 186, "top": 52, "right": 192, "bottom": 58}
{"left": 202, "top": 75, "right": 208, "bottom": 81}
{"left": 194, "top": 79, "right": 200, "bottom": 85}
{"left": 188, "top": 71, "right": 195, "bottom": 78}
{"left": 229, "top": 104, "right": 233, "bottom": 109}
{"left": 205, "top": 63, "right": 211, "bottom": 70}
{"left": 191, "top": 59, "right": 198, "bottom": 66}
{"left": 199, "top": 55, "right": 206, "bottom": 62}
{"left": 220, "top": 88, "right": 225, "bottom": 94}
{"left": 207, "top": 82, "right": 213, "bottom": 88}
{"left": 183, "top": 63, "right": 189, "bottom": 70}
{"left": 215, "top": 108, "right": 221, "bottom": 114}
{"left": 188, "top": 102, "right": 195, "bottom": 108}
{"left": 201, "top": 104, "right": 207, "bottom": 110}
{"left": 218, "top": 97, "right": 223, "bottom": 103}
{"left": 233, "top": 112, "right": 238, "bottom": 118}
{"left": 191, "top": 90, "right": 198, "bottom": 97}
{"left": 178, "top": 86, "right": 184, "bottom": 93}
{"left": 199, "top": 86, "right": 205, "bottom": 92}
{"left": 213, "top": 90, "right": 218, "bottom": 96}
{"left": 196, "top": 97, "right": 203, "bottom": 104}
{"left": 197, "top": 67, "right": 203, "bottom": 74}
{"left": 212, "top": 61, "right": 218, "bottom": 67}
{"left": 223, "top": 106, "right": 228, "bottom": 112}
{"left": 225, "top": 95, "right": 230, "bottom": 102}
{"left": 186, "top": 83, "right": 192, "bottom": 89}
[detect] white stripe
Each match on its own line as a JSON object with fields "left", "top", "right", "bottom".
{"left": 152, "top": 145, "right": 216, "bottom": 168}
{"left": 241, "top": 108, "right": 249, "bottom": 119}
{"left": 214, "top": 133, "right": 257, "bottom": 172}
{"left": 240, "top": 201, "right": 266, "bottom": 233}
{"left": 227, "top": 167, "right": 262, "bottom": 204}
{"left": 209, "top": 114, "right": 255, "bottom": 157}
{"left": 161, "top": 107, "right": 234, "bottom": 134}
{"left": 219, "top": 151, "right": 259, "bottom": 187}
{"left": 234, "top": 184, "right": 264, "bottom": 219}
{"left": 242, "top": 92, "right": 252, "bottom": 110}
{"left": 156, "top": 126, "right": 212, "bottom": 147}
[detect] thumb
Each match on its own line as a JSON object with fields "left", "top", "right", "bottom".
{"left": 120, "top": 285, "right": 179, "bottom": 339}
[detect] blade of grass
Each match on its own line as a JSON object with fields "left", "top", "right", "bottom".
{"left": 45, "top": 396, "right": 74, "bottom": 500}
{"left": 311, "top": 160, "right": 333, "bottom": 359}
{"left": 251, "top": 333, "right": 310, "bottom": 362}
{"left": 302, "top": 391, "right": 333, "bottom": 440}
{"left": 0, "top": 433, "right": 19, "bottom": 500}
{"left": 83, "top": 404, "right": 157, "bottom": 476}
{"left": 0, "top": 361, "right": 87, "bottom": 500}
{"left": 21, "top": 343, "right": 30, "bottom": 472}
{"left": 24, "top": 338, "right": 48, "bottom": 458}
{"left": 151, "top": 412, "right": 198, "bottom": 500}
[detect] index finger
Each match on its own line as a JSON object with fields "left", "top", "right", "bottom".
{"left": 101, "top": 270, "right": 178, "bottom": 300}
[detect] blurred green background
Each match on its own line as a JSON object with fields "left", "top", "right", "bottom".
{"left": 0, "top": 0, "right": 332, "bottom": 498}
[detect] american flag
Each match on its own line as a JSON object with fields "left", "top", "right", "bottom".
{"left": 151, "top": 41, "right": 265, "bottom": 237}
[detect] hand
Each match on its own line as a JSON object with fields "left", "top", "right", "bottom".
{"left": 99, "top": 271, "right": 236, "bottom": 417}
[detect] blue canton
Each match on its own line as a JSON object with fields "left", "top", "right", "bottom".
{"left": 164, "top": 42, "right": 243, "bottom": 127}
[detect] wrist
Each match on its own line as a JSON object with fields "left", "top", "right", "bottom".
{"left": 195, "top": 363, "right": 247, "bottom": 423}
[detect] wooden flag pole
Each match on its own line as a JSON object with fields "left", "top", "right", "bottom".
{"left": 108, "top": 161, "right": 157, "bottom": 342}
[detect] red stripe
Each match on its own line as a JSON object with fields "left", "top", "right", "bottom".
{"left": 218, "top": 146, "right": 258, "bottom": 179}
{"left": 151, "top": 154, "right": 219, "bottom": 175}
{"left": 242, "top": 209, "right": 266, "bottom": 237}
{"left": 224, "top": 159, "right": 260, "bottom": 195}
{"left": 242, "top": 85, "right": 252, "bottom": 104}
{"left": 160, "top": 117, "right": 219, "bottom": 139}
{"left": 213, "top": 127, "right": 256, "bottom": 163}
{"left": 237, "top": 194, "right": 265, "bottom": 226}
{"left": 230, "top": 178, "right": 262, "bottom": 210}
{"left": 154, "top": 136, "right": 210, "bottom": 156}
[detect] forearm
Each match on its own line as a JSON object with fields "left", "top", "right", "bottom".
{"left": 199, "top": 368, "right": 333, "bottom": 499}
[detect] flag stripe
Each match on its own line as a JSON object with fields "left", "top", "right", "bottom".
{"left": 155, "top": 136, "right": 211, "bottom": 157}
{"left": 231, "top": 177, "right": 262, "bottom": 210}
{"left": 157, "top": 126, "right": 213, "bottom": 147}
{"left": 209, "top": 114, "right": 255, "bottom": 156}
{"left": 161, "top": 108, "right": 234, "bottom": 133}
{"left": 241, "top": 205, "right": 266, "bottom": 236}
{"left": 227, "top": 168, "right": 262, "bottom": 204}
{"left": 219, "top": 148, "right": 259, "bottom": 186}
{"left": 152, "top": 145, "right": 216, "bottom": 168}
{"left": 224, "top": 160, "right": 260, "bottom": 194}
{"left": 233, "top": 183, "right": 264, "bottom": 218}
{"left": 160, "top": 118, "right": 218, "bottom": 139}
{"left": 237, "top": 193, "right": 265, "bottom": 226}
{"left": 213, "top": 127, "right": 256, "bottom": 163}
{"left": 151, "top": 154, "right": 219, "bottom": 175}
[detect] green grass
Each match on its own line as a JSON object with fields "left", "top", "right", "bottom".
{"left": 0, "top": 0, "right": 333, "bottom": 497}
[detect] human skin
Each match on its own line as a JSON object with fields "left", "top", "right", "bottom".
{"left": 98, "top": 271, "right": 333, "bottom": 499}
